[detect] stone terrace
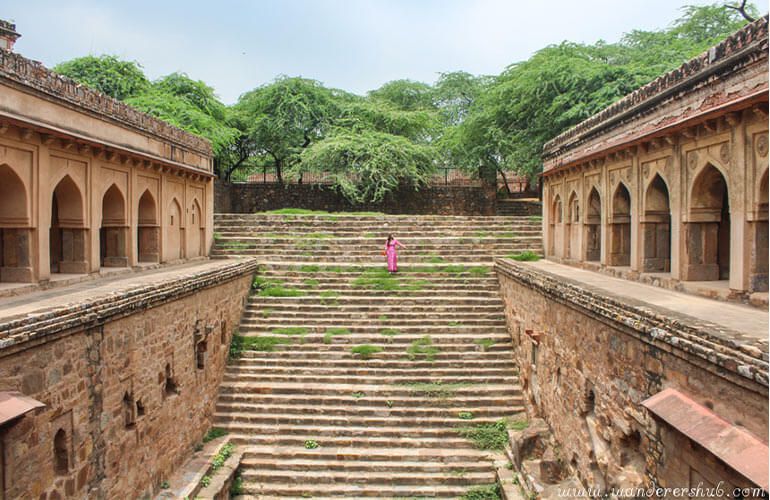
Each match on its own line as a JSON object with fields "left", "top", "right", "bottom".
{"left": 211, "top": 214, "right": 541, "bottom": 497}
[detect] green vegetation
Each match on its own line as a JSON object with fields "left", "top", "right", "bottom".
{"left": 403, "top": 381, "right": 470, "bottom": 399}
{"left": 474, "top": 338, "right": 496, "bottom": 351}
{"left": 461, "top": 484, "right": 501, "bottom": 500}
{"left": 323, "top": 327, "right": 351, "bottom": 344}
{"left": 352, "top": 391, "right": 365, "bottom": 399}
{"left": 298, "top": 264, "right": 321, "bottom": 272}
{"left": 457, "top": 419, "right": 510, "bottom": 450}
{"left": 508, "top": 251, "right": 541, "bottom": 262}
{"left": 448, "top": 320, "right": 462, "bottom": 327}
{"left": 160, "top": 481, "right": 170, "bottom": 489}
{"left": 458, "top": 411, "right": 474, "bottom": 420}
{"left": 54, "top": 4, "right": 755, "bottom": 185}
{"left": 468, "top": 266, "right": 490, "bottom": 276}
{"left": 229, "top": 334, "right": 291, "bottom": 357}
{"left": 304, "top": 439, "right": 320, "bottom": 449}
{"left": 258, "top": 286, "right": 306, "bottom": 297}
{"left": 303, "top": 278, "right": 320, "bottom": 288}
{"left": 202, "top": 427, "right": 228, "bottom": 443}
{"left": 352, "top": 269, "right": 429, "bottom": 291}
{"left": 260, "top": 308, "right": 273, "bottom": 318}
{"left": 406, "top": 336, "right": 440, "bottom": 362}
{"left": 272, "top": 327, "right": 308, "bottom": 337}
{"left": 380, "top": 328, "right": 400, "bottom": 337}
{"left": 351, "top": 344, "right": 384, "bottom": 359}
{"left": 230, "top": 470, "right": 243, "bottom": 496}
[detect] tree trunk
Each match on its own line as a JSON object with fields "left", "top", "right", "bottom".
{"left": 498, "top": 168, "right": 512, "bottom": 195}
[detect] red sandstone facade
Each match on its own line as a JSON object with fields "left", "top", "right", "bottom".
{"left": 541, "top": 18, "right": 769, "bottom": 300}
{"left": 0, "top": 46, "right": 215, "bottom": 285}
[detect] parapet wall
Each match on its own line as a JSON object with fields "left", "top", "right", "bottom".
{"left": 215, "top": 181, "right": 497, "bottom": 216}
{"left": 495, "top": 259, "right": 768, "bottom": 491}
{"left": 0, "top": 259, "right": 258, "bottom": 499}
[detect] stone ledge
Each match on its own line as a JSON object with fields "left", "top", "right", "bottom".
{"left": 495, "top": 258, "right": 768, "bottom": 388}
{"left": 0, "top": 258, "right": 259, "bottom": 356}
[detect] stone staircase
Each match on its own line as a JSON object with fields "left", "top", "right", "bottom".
{"left": 212, "top": 214, "right": 541, "bottom": 498}
{"left": 495, "top": 199, "right": 542, "bottom": 217}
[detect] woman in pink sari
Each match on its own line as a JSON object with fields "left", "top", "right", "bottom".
{"left": 385, "top": 234, "right": 406, "bottom": 273}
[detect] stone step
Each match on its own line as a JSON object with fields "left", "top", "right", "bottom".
{"left": 238, "top": 468, "right": 495, "bottom": 486}
{"left": 247, "top": 295, "right": 503, "bottom": 304}
{"left": 216, "top": 411, "right": 516, "bottom": 428}
{"left": 226, "top": 366, "right": 515, "bottom": 377}
{"left": 217, "top": 393, "right": 523, "bottom": 408}
{"left": 234, "top": 349, "right": 513, "bottom": 361}
{"left": 219, "top": 423, "right": 484, "bottom": 443}
{"left": 221, "top": 373, "right": 519, "bottom": 385}
{"left": 218, "top": 381, "right": 521, "bottom": 396}
{"left": 239, "top": 455, "right": 492, "bottom": 473}
{"left": 235, "top": 481, "right": 487, "bottom": 498}
{"left": 242, "top": 319, "right": 507, "bottom": 329}
{"left": 231, "top": 357, "right": 516, "bottom": 369}
{"left": 216, "top": 402, "right": 524, "bottom": 418}
{"left": 244, "top": 301, "right": 504, "bottom": 311}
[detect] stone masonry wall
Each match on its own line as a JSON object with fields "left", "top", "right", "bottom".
{"left": 0, "top": 260, "right": 257, "bottom": 499}
{"left": 215, "top": 181, "right": 497, "bottom": 216}
{"left": 495, "top": 259, "right": 768, "bottom": 492}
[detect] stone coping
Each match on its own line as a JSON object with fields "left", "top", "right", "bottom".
{"left": 542, "top": 16, "right": 769, "bottom": 163}
{"left": 0, "top": 49, "right": 212, "bottom": 156}
{"left": 0, "top": 258, "right": 259, "bottom": 356}
{"left": 494, "top": 258, "right": 768, "bottom": 388}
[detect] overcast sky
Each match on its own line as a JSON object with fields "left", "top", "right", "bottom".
{"left": 5, "top": 0, "right": 735, "bottom": 104}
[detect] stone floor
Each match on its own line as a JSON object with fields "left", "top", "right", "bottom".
{"left": 525, "top": 260, "right": 769, "bottom": 339}
{"left": 0, "top": 259, "right": 251, "bottom": 321}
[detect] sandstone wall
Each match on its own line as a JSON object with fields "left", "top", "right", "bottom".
{"left": 495, "top": 259, "right": 768, "bottom": 492}
{"left": 0, "top": 260, "right": 257, "bottom": 499}
{"left": 215, "top": 181, "right": 497, "bottom": 216}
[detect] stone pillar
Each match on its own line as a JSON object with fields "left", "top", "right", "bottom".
{"left": 669, "top": 144, "right": 683, "bottom": 280}
{"left": 729, "top": 114, "right": 748, "bottom": 291}
{"left": 0, "top": 228, "right": 34, "bottom": 282}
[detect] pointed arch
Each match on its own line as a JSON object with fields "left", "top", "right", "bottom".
{"left": 683, "top": 163, "right": 730, "bottom": 281}
{"left": 0, "top": 165, "right": 33, "bottom": 282}
{"left": 585, "top": 187, "right": 601, "bottom": 262}
{"left": 100, "top": 184, "right": 128, "bottom": 267}
{"left": 549, "top": 193, "right": 563, "bottom": 257}
{"left": 165, "top": 197, "right": 184, "bottom": 262}
{"left": 137, "top": 190, "right": 159, "bottom": 263}
{"left": 188, "top": 198, "right": 203, "bottom": 258}
{"left": 609, "top": 183, "right": 631, "bottom": 266}
{"left": 642, "top": 174, "right": 671, "bottom": 272}
{"left": 566, "top": 191, "right": 579, "bottom": 260}
{"left": 50, "top": 175, "right": 87, "bottom": 274}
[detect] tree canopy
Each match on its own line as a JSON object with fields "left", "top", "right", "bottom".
{"left": 51, "top": 2, "right": 760, "bottom": 199}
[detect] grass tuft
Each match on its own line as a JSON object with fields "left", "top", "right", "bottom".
{"left": 351, "top": 344, "right": 383, "bottom": 359}
{"left": 323, "top": 327, "right": 351, "bottom": 344}
{"left": 457, "top": 419, "right": 513, "bottom": 450}
{"left": 406, "top": 335, "right": 439, "bottom": 362}
{"left": 508, "top": 250, "right": 541, "bottom": 262}
{"left": 461, "top": 484, "right": 501, "bottom": 500}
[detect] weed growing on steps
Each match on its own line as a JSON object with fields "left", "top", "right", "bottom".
{"left": 500, "top": 232, "right": 515, "bottom": 238}
{"left": 351, "top": 391, "right": 365, "bottom": 399}
{"left": 378, "top": 315, "right": 389, "bottom": 322}
{"left": 251, "top": 275, "right": 281, "bottom": 291}
{"left": 229, "top": 334, "right": 291, "bottom": 357}
{"left": 380, "top": 328, "right": 400, "bottom": 342}
{"left": 457, "top": 411, "right": 474, "bottom": 420}
{"left": 403, "top": 382, "right": 470, "bottom": 399}
{"left": 260, "top": 308, "right": 273, "bottom": 318}
{"left": 468, "top": 266, "right": 490, "bottom": 276}
{"left": 220, "top": 240, "right": 249, "bottom": 250}
{"left": 256, "top": 208, "right": 385, "bottom": 216}
{"left": 304, "top": 439, "right": 320, "bottom": 449}
{"left": 319, "top": 290, "right": 339, "bottom": 306}
{"left": 508, "top": 251, "right": 541, "bottom": 262}
{"left": 406, "top": 336, "right": 439, "bottom": 362}
{"left": 211, "top": 442, "right": 234, "bottom": 472}
{"left": 508, "top": 419, "right": 529, "bottom": 431}
{"left": 474, "top": 338, "right": 496, "bottom": 351}
{"left": 351, "top": 344, "right": 383, "bottom": 359}
{"left": 461, "top": 483, "right": 501, "bottom": 500}
{"left": 213, "top": 232, "right": 222, "bottom": 240}
{"left": 475, "top": 231, "right": 489, "bottom": 238}
{"left": 426, "top": 254, "right": 445, "bottom": 263}
{"left": 258, "top": 286, "right": 306, "bottom": 297}
{"left": 457, "top": 418, "right": 527, "bottom": 450}
{"left": 448, "top": 320, "right": 462, "bottom": 327}
{"left": 202, "top": 427, "right": 228, "bottom": 443}
{"left": 271, "top": 327, "right": 309, "bottom": 342}
{"left": 229, "top": 469, "right": 243, "bottom": 496}
{"left": 303, "top": 278, "right": 320, "bottom": 288}
{"left": 298, "top": 264, "right": 321, "bottom": 273}
{"left": 528, "top": 215, "right": 543, "bottom": 222}
{"left": 323, "top": 327, "right": 351, "bottom": 344}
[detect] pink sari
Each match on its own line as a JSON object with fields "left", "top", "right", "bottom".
{"left": 386, "top": 239, "right": 401, "bottom": 272}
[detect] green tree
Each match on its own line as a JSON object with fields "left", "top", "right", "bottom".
{"left": 291, "top": 130, "right": 435, "bottom": 203}
{"left": 368, "top": 79, "right": 435, "bottom": 111}
{"left": 234, "top": 76, "right": 338, "bottom": 183}
{"left": 54, "top": 55, "right": 149, "bottom": 100}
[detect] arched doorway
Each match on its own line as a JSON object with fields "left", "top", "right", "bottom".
{"left": 566, "top": 191, "right": 579, "bottom": 260}
{"left": 684, "top": 164, "right": 730, "bottom": 281}
{"left": 188, "top": 199, "right": 203, "bottom": 258}
{"left": 165, "top": 198, "right": 184, "bottom": 262}
{"left": 609, "top": 183, "right": 631, "bottom": 266}
{"left": 750, "top": 169, "right": 768, "bottom": 291}
{"left": 137, "top": 190, "right": 159, "bottom": 263}
{"left": 50, "top": 175, "right": 87, "bottom": 274}
{"left": 549, "top": 194, "right": 562, "bottom": 257}
{"left": 100, "top": 184, "right": 128, "bottom": 267}
{"left": 585, "top": 188, "right": 601, "bottom": 262}
{"left": 642, "top": 174, "right": 671, "bottom": 272}
{"left": 0, "top": 165, "right": 33, "bottom": 282}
